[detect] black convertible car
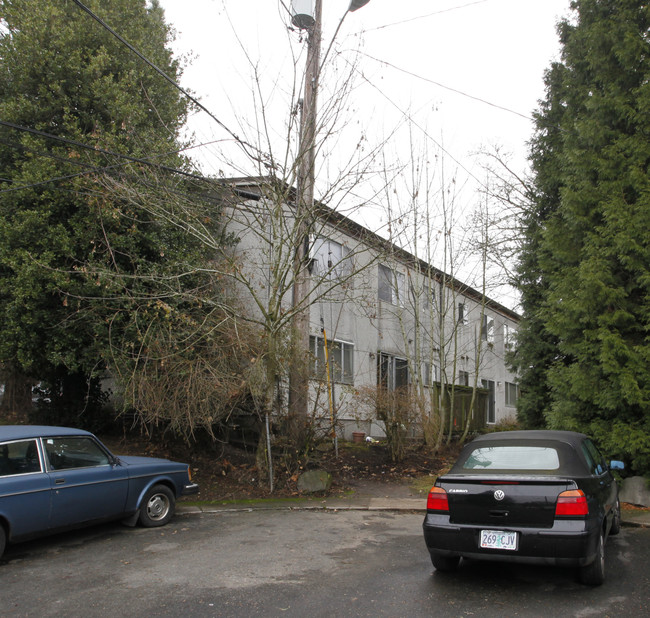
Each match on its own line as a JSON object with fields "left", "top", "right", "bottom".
{"left": 422, "top": 430, "right": 624, "bottom": 585}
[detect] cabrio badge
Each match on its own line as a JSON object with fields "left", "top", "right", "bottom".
{"left": 494, "top": 490, "right": 505, "bottom": 501}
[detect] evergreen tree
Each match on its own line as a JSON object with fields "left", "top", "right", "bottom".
{"left": 0, "top": 0, "right": 219, "bottom": 427}
{"left": 510, "top": 62, "right": 569, "bottom": 428}
{"left": 517, "top": 0, "right": 650, "bottom": 472}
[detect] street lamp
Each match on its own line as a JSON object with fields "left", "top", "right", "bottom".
{"left": 291, "top": 0, "right": 315, "bottom": 29}
{"left": 291, "top": 0, "right": 371, "bottom": 29}
{"left": 348, "top": 0, "right": 371, "bottom": 11}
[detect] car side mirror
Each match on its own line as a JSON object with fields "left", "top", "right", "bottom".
{"left": 609, "top": 460, "right": 625, "bottom": 471}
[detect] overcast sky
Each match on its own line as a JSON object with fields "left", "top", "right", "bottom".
{"left": 159, "top": 0, "right": 570, "bottom": 168}
{"left": 157, "top": 0, "right": 573, "bottom": 308}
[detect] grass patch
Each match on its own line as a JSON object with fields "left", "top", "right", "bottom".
{"left": 409, "top": 475, "right": 437, "bottom": 496}
{"left": 180, "top": 494, "right": 337, "bottom": 508}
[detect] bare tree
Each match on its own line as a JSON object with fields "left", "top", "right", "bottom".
{"left": 93, "top": 6, "right": 395, "bottom": 485}
{"left": 363, "top": 129, "right": 511, "bottom": 457}
{"left": 471, "top": 145, "right": 535, "bottom": 292}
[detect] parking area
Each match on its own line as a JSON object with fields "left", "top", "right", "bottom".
{"left": 2, "top": 510, "right": 649, "bottom": 617}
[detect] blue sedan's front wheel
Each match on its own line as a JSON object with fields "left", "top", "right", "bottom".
{"left": 0, "top": 524, "right": 5, "bottom": 558}
{"left": 139, "top": 485, "right": 175, "bottom": 527}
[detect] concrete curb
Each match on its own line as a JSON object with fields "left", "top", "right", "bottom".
{"left": 177, "top": 502, "right": 650, "bottom": 527}
{"left": 177, "top": 503, "right": 425, "bottom": 515}
{"left": 620, "top": 511, "right": 650, "bottom": 528}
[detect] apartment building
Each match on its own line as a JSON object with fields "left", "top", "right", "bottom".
{"left": 223, "top": 178, "right": 520, "bottom": 440}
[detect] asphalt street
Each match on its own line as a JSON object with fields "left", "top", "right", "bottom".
{"left": 2, "top": 510, "right": 649, "bottom": 617}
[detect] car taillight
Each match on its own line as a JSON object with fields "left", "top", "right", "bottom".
{"left": 555, "top": 489, "right": 588, "bottom": 517}
{"left": 427, "top": 486, "right": 449, "bottom": 512}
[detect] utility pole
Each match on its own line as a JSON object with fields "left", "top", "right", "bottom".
{"left": 288, "top": 0, "right": 371, "bottom": 446}
{"left": 288, "top": 0, "right": 322, "bottom": 446}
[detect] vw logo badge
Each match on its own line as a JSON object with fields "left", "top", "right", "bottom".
{"left": 494, "top": 490, "right": 505, "bottom": 501}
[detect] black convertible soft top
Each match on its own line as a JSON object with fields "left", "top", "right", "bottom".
{"left": 470, "top": 430, "right": 588, "bottom": 448}
{"left": 449, "top": 430, "right": 593, "bottom": 477}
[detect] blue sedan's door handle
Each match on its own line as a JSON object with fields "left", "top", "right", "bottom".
{"left": 55, "top": 478, "right": 65, "bottom": 485}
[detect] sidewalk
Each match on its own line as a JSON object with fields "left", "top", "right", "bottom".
{"left": 178, "top": 479, "right": 428, "bottom": 515}
{"left": 177, "top": 483, "right": 650, "bottom": 527}
{"left": 620, "top": 507, "right": 650, "bottom": 528}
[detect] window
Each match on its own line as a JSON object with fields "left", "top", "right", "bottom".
{"left": 504, "top": 324, "right": 517, "bottom": 350}
{"left": 458, "top": 302, "right": 467, "bottom": 325}
{"left": 462, "top": 446, "right": 560, "bottom": 471}
{"left": 44, "top": 437, "right": 110, "bottom": 470}
{"left": 0, "top": 439, "right": 41, "bottom": 476}
{"left": 582, "top": 439, "right": 607, "bottom": 476}
{"left": 378, "top": 353, "right": 409, "bottom": 391}
{"left": 309, "top": 335, "right": 354, "bottom": 385}
{"left": 505, "top": 382, "right": 520, "bottom": 407}
{"left": 422, "top": 283, "right": 437, "bottom": 310}
{"left": 482, "top": 379, "right": 496, "bottom": 423}
{"left": 422, "top": 362, "right": 439, "bottom": 387}
{"left": 311, "top": 237, "right": 351, "bottom": 279}
{"left": 378, "top": 264, "right": 405, "bottom": 306}
{"left": 481, "top": 315, "right": 494, "bottom": 343}
{"left": 458, "top": 370, "right": 469, "bottom": 386}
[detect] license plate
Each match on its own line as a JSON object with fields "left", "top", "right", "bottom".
{"left": 480, "top": 530, "right": 518, "bottom": 551}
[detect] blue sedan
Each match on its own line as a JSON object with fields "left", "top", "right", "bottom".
{"left": 0, "top": 425, "right": 198, "bottom": 558}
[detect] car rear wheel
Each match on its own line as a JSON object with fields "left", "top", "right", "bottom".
{"left": 579, "top": 530, "right": 605, "bottom": 586}
{"left": 139, "top": 485, "right": 175, "bottom": 527}
{"left": 610, "top": 499, "right": 621, "bottom": 536}
{"left": 430, "top": 552, "right": 461, "bottom": 572}
{"left": 0, "top": 524, "right": 5, "bottom": 559}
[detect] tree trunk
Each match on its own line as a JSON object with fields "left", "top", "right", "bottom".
{"left": 0, "top": 367, "right": 33, "bottom": 421}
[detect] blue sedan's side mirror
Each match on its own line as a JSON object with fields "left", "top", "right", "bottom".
{"left": 610, "top": 460, "right": 625, "bottom": 471}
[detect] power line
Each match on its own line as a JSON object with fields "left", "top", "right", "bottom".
{"left": 0, "top": 136, "right": 97, "bottom": 172}
{"left": 70, "top": 0, "right": 265, "bottom": 164}
{"left": 341, "top": 56, "right": 487, "bottom": 192}
{"left": 0, "top": 121, "right": 250, "bottom": 213}
{"left": 359, "top": 52, "right": 532, "bottom": 123}
{"left": 1, "top": 117, "right": 238, "bottom": 189}
{"left": 363, "top": 0, "right": 490, "bottom": 34}
{"left": 0, "top": 120, "right": 208, "bottom": 191}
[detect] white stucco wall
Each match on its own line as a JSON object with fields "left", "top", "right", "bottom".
{"left": 225, "top": 190, "right": 520, "bottom": 440}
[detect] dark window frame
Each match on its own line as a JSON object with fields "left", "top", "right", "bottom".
{"left": 309, "top": 335, "right": 354, "bottom": 385}
{"left": 458, "top": 302, "right": 467, "bottom": 325}
{"left": 378, "top": 264, "right": 405, "bottom": 306}
{"left": 0, "top": 439, "right": 42, "bottom": 476}
{"left": 377, "top": 352, "right": 409, "bottom": 391}
{"left": 44, "top": 436, "right": 111, "bottom": 471}
{"left": 310, "top": 236, "right": 352, "bottom": 280}
{"left": 505, "top": 381, "right": 520, "bottom": 407}
{"left": 481, "top": 314, "right": 495, "bottom": 343}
